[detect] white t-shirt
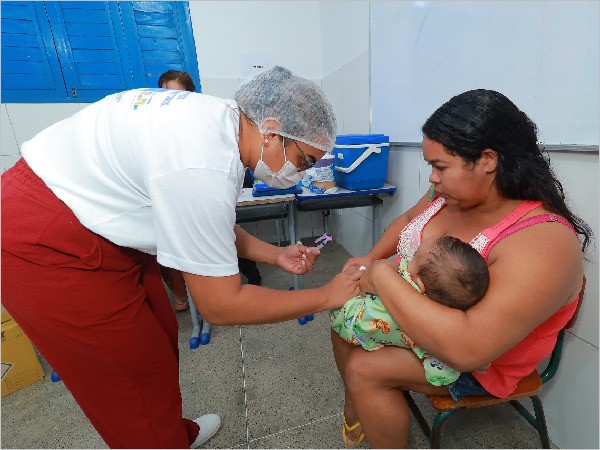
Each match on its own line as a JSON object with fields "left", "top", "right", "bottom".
{"left": 21, "top": 88, "right": 245, "bottom": 277}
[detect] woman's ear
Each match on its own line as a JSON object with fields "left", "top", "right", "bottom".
{"left": 480, "top": 149, "right": 498, "bottom": 173}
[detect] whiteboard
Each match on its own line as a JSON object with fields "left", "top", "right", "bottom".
{"left": 370, "top": 1, "right": 599, "bottom": 145}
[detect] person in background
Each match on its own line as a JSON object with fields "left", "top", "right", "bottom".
{"left": 332, "top": 89, "right": 592, "bottom": 448}
{"left": 157, "top": 72, "right": 262, "bottom": 313}
{"left": 158, "top": 69, "right": 196, "bottom": 92}
{"left": 2, "top": 66, "right": 362, "bottom": 449}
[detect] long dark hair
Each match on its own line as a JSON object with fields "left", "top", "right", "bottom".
{"left": 422, "top": 89, "right": 593, "bottom": 253}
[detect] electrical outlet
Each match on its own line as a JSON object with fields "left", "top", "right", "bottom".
{"left": 240, "top": 54, "right": 274, "bottom": 79}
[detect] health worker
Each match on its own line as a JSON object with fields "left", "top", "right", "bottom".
{"left": 1, "top": 65, "right": 363, "bottom": 449}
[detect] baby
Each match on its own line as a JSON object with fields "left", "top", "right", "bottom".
{"left": 331, "top": 235, "right": 490, "bottom": 386}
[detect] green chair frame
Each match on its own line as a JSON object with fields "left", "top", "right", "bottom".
{"left": 404, "top": 276, "right": 586, "bottom": 448}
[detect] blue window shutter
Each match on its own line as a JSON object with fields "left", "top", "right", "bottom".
{"left": 1, "top": 1, "right": 200, "bottom": 102}
{"left": 118, "top": 1, "right": 201, "bottom": 91}
{"left": 43, "top": 1, "right": 137, "bottom": 101}
{"left": 1, "top": 2, "right": 66, "bottom": 102}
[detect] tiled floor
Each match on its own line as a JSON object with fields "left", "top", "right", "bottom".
{"left": 1, "top": 240, "right": 553, "bottom": 449}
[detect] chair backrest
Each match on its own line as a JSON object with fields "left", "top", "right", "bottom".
{"left": 540, "top": 275, "right": 586, "bottom": 384}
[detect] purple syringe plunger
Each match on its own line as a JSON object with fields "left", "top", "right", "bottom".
{"left": 314, "top": 233, "right": 333, "bottom": 251}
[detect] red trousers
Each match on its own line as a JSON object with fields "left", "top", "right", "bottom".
{"left": 1, "top": 159, "right": 199, "bottom": 448}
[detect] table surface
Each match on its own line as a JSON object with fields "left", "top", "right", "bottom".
{"left": 237, "top": 184, "right": 397, "bottom": 206}
{"left": 295, "top": 183, "right": 396, "bottom": 200}
{"left": 237, "top": 188, "right": 295, "bottom": 207}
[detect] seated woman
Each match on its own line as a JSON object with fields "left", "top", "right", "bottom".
{"left": 331, "top": 89, "right": 592, "bottom": 448}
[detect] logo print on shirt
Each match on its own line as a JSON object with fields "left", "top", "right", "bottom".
{"left": 131, "top": 90, "right": 157, "bottom": 110}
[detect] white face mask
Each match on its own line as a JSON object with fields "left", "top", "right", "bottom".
{"left": 253, "top": 136, "right": 304, "bottom": 189}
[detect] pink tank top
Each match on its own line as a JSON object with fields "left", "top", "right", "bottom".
{"left": 398, "top": 197, "right": 580, "bottom": 398}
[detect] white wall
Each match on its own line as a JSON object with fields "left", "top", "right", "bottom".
{"left": 1, "top": 103, "right": 87, "bottom": 172}
{"left": 319, "top": 1, "right": 369, "bottom": 78}
{"left": 191, "top": 1, "right": 323, "bottom": 80}
{"left": 542, "top": 151, "right": 599, "bottom": 448}
{"left": 318, "top": 2, "right": 371, "bottom": 252}
{"left": 370, "top": 1, "right": 599, "bottom": 145}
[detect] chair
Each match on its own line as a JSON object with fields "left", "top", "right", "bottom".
{"left": 403, "top": 276, "right": 586, "bottom": 448}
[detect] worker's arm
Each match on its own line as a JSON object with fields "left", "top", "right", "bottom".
{"left": 233, "top": 224, "right": 320, "bottom": 274}
{"left": 183, "top": 265, "right": 362, "bottom": 326}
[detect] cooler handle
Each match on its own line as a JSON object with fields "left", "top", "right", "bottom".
{"left": 334, "top": 143, "right": 388, "bottom": 173}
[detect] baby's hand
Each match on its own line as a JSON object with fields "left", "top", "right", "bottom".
{"left": 358, "top": 259, "right": 398, "bottom": 296}
{"left": 342, "top": 255, "right": 374, "bottom": 272}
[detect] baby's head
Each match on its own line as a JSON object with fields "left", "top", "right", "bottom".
{"left": 408, "top": 236, "right": 489, "bottom": 310}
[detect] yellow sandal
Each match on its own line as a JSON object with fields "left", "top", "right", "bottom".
{"left": 342, "top": 412, "right": 365, "bottom": 448}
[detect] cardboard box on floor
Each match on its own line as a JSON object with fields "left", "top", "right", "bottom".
{"left": 1, "top": 305, "right": 12, "bottom": 323}
{"left": 1, "top": 313, "right": 44, "bottom": 397}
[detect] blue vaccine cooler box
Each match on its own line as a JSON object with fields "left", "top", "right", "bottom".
{"left": 334, "top": 134, "right": 390, "bottom": 190}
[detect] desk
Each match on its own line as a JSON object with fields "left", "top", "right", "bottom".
{"left": 236, "top": 188, "right": 300, "bottom": 288}
{"left": 236, "top": 188, "right": 296, "bottom": 240}
{"left": 296, "top": 184, "right": 397, "bottom": 246}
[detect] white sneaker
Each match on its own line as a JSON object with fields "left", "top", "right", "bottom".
{"left": 190, "top": 414, "right": 221, "bottom": 449}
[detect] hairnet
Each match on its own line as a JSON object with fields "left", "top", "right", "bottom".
{"left": 234, "top": 66, "right": 337, "bottom": 152}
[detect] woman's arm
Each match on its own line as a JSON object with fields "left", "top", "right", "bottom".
{"left": 362, "top": 221, "right": 584, "bottom": 372}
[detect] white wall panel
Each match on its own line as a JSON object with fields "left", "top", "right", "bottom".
{"left": 190, "top": 1, "right": 323, "bottom": 80}
{"left": 548, "top": 152, "right": 599, "bottom": 348}
{"left": 540, "top": 334, "right": 599, "bottom": 448}
{"left": 320, "top": 1, "right": 369, "bottom": 77}
{"left": 5, "top": 103, "right": 87, "bottom": 149}
{"left": 1, "top": 105, "right": 19, "bottom": 156}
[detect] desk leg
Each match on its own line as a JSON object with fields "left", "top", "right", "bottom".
{"left": 373, "top": 196, "right": 381, "bottom": 246}
{"left": 287, "top": 200, "right": 304, "bottom": 290}
{"left": 187, "top": 288, "right": 211, "bottom": 349}
{"left": 322, "top": 210, "right": 331, "bottom": 235}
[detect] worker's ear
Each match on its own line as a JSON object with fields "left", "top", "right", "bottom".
{"left": 259, "top": 118, "right": 283, "bottom": 146}
{"left": 261, "top": 117, "right": 283, "bottom": 133}
{"left": 414, "top": 276, "right": 426, "bottom": 294}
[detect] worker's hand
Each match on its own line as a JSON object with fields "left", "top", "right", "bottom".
{"left": 342, "top": 254, "right": 374, "bottom": 272}
{"left": 321, "top": 265, "right": 363, "bottom": 309}
{"left": 275, "top": 242, "right": 320, "bottom": 275}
